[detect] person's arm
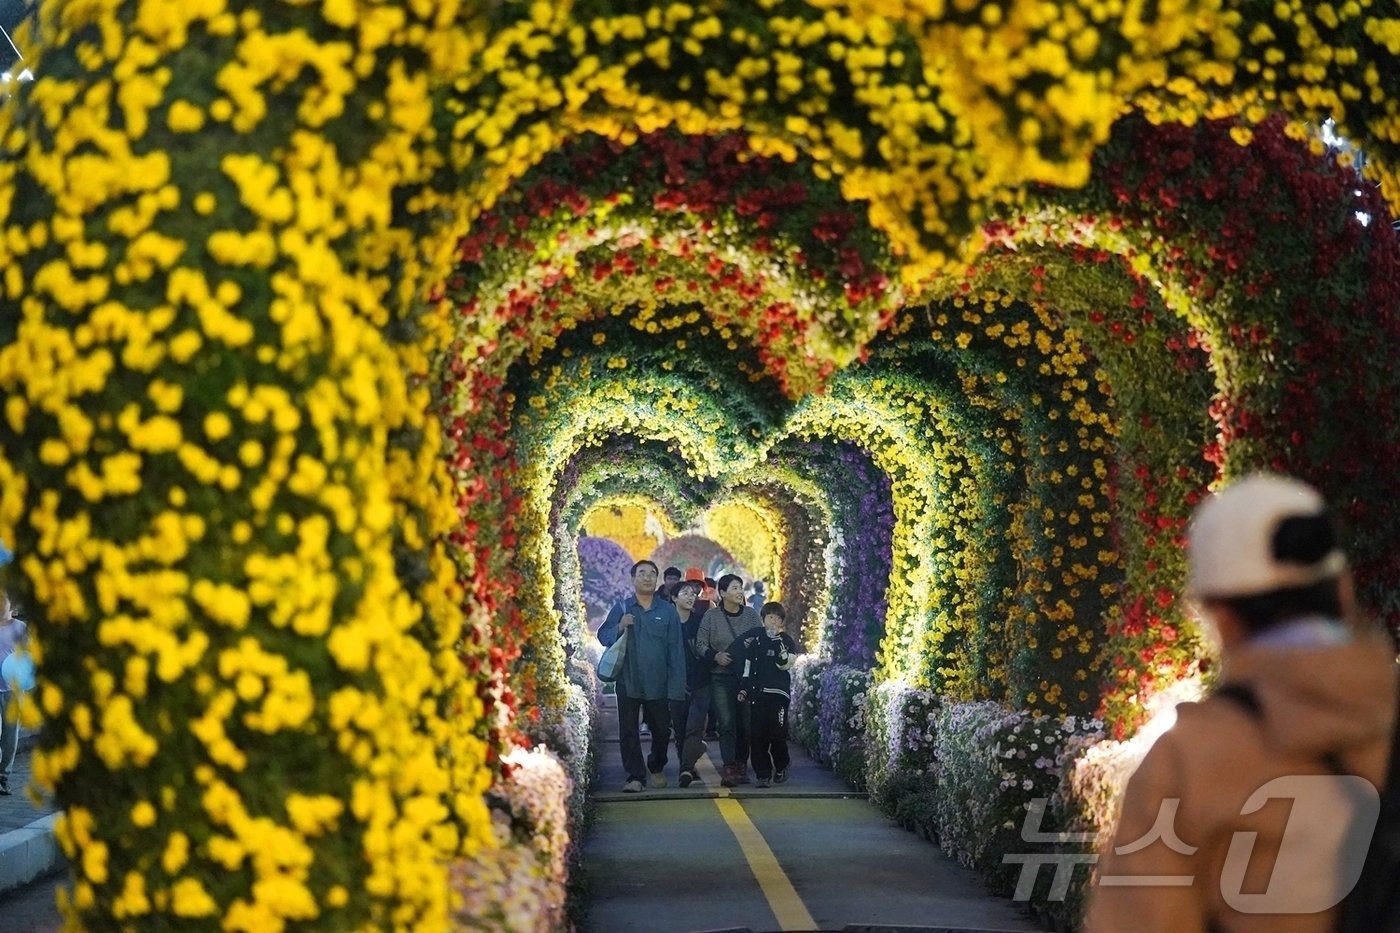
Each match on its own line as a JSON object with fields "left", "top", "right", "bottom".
{"left": 776, "top": 633, "right": 797, "bottom": 670}
{"left": 666, "top": 607, "right": 687, "bottom": 701}
{"left": 598, "top": 600, "right": 626, "bottom": 648}
{"left": 736, "top": 637, "right": 754, "bottom": 698}
{"left": 735, "top": 629, "right": 761, "bottom": 689}
{"left": 1083, "top": 734, "right": 1207, "bottom": 933}
{"left": 684, "top": 615, "right": 704, "bottom": 658}
{"left": 696, "top": 609, "right": 720, "bottom": 663}
{"left": 694, "top": 610, "right": 712, "bottom": 658}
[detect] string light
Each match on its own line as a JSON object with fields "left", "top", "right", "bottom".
{"left": 0, "top": 20, "right": 33, "bottom": 87}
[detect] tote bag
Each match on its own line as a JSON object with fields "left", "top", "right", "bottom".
{"left": 597, "top": 630, "right": 629, "bottom": 683}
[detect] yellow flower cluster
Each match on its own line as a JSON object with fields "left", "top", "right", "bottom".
{"left": 445, "top": 2, "right": 990, "bottom": 284}
{"left": 703, "top": 500, "right": 785, "bottom": 592}
{"left": 0, "top": 0, "right": 492, "bottom": 927}
{"left": 1132, "top": 1, "right": 1400, "bottom": 210}
{"left": 734, "top": 469, "right": 836, "bottom": 648}
{"left": 822, "top": 0, "right": 1237, "bottom": 188}
{"left": 450, "top": 0, "right": 1398, "bottom": 290}
{"left": 785, "top": 381, "right": 944, "bottom": 679}
{"left": 579, "top": 499, "right": 676, "bottom": 561}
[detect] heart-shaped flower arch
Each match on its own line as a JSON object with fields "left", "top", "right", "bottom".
{"left": 0, "top": 1, "right": 1397, "bottom": 927}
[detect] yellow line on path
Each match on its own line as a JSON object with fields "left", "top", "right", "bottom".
{"left": 714, "top": 796, "right": 817, "bottom": 931}
{"left": 694, "top": 744, "right": 814, "bottom": 928}
{"left": 694, "top": 752, "right": 730, "bottom": 796}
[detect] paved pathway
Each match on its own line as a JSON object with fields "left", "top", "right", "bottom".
{"left": 0, "top": 707, "right": 1045, "bottom": 932}
{"left": 0, "top": 866, "right": 64, "bottom": 932}
{"left": 579, "top": 696, "right": 1040, "bottom": 932}
{"left": 0, "top": 742, "right": 56, "bottom": 835}
{"left": 0, "top": 741, "right": 64, "bottom": 931}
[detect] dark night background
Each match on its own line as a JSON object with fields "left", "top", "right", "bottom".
{"left": 0, "top": 0, "right": 36, "bottom": 72}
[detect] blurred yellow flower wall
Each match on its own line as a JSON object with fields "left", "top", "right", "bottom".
{"left": 0, "top": 0, "right": 1396, "bottom": 927}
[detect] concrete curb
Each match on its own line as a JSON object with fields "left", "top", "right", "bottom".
{"left": 0, "top": 811, "right": 63, "bottom": 896}
{"left": 0, "top": 732, "right": 63, "bottom": 897}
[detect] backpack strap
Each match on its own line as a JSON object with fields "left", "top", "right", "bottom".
{"left": 1213, "top": 682, "right": 1262, "bottom": 718}
{"left": 1215, "top": 680, "right": 1348, "bottom": 774}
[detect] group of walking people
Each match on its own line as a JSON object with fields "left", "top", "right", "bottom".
{"left": 598, "top": 561, "right": 798, "bottom": 791}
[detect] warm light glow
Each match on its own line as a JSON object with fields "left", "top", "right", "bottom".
{"left": 1134, "top": 674, "right": 1205, "bottom": 751}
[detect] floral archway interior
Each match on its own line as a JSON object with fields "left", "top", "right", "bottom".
{"left": 0, "top": 0, "right": 1398, "bottom": 927}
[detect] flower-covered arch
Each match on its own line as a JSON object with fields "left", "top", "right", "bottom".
{"left": 1, "top": 0, "right": 1398, "bottom": 927}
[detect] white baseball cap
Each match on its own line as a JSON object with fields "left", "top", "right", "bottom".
{"left": 1187, "top": 473, "right": 1348, "bottom": 599}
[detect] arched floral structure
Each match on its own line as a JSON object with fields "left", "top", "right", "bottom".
{"left": 0, "top": 0, "right": 1397, "bottom": 927}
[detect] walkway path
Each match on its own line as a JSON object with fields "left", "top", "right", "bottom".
{"left": 0, "top": 740, "right": 55, "bottom": 835}
{"left": 0, "top": 738, "right": 64, "bottom": 932}
{"left": 579, "top": 696, "right": 1040, "bottom": 933}
{"left": 0, "top": 864, "right": 65, "bottom": 932}
{"left": 0, "top": 705, "right": 1045, "bottom": 932}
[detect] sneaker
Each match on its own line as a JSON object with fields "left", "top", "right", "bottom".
{"left": 679, "top": 771, "right": 695, "bottom": 788}
{"left": 756, "top": 776, "right": 771, "bottom": 788}
{"left": 720, "top": 766, "right": 737, "bottom": 788}
{"left": 773, "top": 769, "right": 789, "bottom": 785}
{"left": 0, "top": 776, "right": 9, "bottom": 796}
{"left": 622, "top": 779, "right": 644, "bottom": 793}
{"left": 649, "top": 771, "right": 668, "bottom": 789}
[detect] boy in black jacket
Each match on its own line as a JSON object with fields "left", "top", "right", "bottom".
{"left": 735, "top": 601, "right": 798, "bottom": 788}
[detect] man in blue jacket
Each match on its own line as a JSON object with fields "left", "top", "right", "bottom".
{"left": 598, "top": 560, "right": 688, "bottom": 792}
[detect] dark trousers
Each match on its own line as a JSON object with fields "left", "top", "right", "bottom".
{"left": 618, "top": 693, "right": 672, "bottom": 782}
{"left": 710, "top": 673, "right": 750, "bottom": 768}
{"left": 673, "top": 684, "right": 712, "bottom": 774}
{"left": 670, "top": 697, "right": 688, "bottom": 767}
{"left": 750, "top": 695, "right": 791, "bottom": 778}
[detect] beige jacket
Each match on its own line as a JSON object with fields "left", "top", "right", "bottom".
{"left": 1085, "top": 627, "right": 1397, "bottom": 933}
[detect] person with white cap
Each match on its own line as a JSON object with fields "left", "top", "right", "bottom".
{"left": 1086, "top": 473, "right": 1399, "bottom": 933}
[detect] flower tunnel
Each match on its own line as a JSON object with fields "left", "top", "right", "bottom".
{"left": 1, "top": 0, "right": 1399, "bottom": 927}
